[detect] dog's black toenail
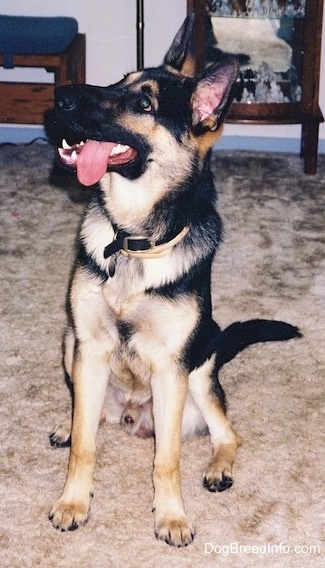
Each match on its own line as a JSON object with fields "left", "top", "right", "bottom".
{"left": 217, "top": 475, "right": 233, "bottom": 492}
{"left": 203, "top": 473, "right": 233, "bottom": 493}
{"left": 203, "top": 477, "right": 218, "bottom": 492}
{"left": 49, "top": 433, "right": 71, "bottom": 448}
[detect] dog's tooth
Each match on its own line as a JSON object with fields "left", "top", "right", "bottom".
{"left": 111, "top": 144, "right": 130, "bottom": 156}
{"left": 71, "top": 150, "right": 78, "bottom": 161}
{"left": 62, "top": 139, "right": 71, "bottom": 150}
{"left": 110, "top": 144, "right": 120, "bottom": 156}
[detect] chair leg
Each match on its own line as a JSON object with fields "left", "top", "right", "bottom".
{"left": 54, "top": 34, "right": 86, "bottom": 86}
{"left": 67, "top": 34, "right": 86, "bottom": 84}
{"left": 73, "top": 34, "right": 86, "bottom": 84}
{"left": 54, "top": 55, "right": 69, "bottom": 86}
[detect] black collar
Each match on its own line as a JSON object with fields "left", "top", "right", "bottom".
{"left": 103, "top": 226, "right": 190, "bottom": 260}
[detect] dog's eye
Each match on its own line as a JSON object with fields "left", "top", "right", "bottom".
{"left": 139, "top": 97, "right": 152, "bottom": 112}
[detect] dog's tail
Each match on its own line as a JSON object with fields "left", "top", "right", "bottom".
{"left": 215, "top": 319, "right": 302, "bottom": 371}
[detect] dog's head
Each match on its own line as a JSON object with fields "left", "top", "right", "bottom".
{"left": 54, "top": 16, "right": 238, "bottom": 187}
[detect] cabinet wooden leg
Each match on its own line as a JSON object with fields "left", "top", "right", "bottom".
{"left": 301, "top": 120, "right": 320, "bottom": 175}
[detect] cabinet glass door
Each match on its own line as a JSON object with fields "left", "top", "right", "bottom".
{"left": 206, "top": 1, "right": 305, "bottom": 104}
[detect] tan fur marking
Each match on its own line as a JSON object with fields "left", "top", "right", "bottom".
{"left": 122, "top": 71, "right": 144, "bottom": 85}
{"left": 180, "top": 54, "right": 197, "bottom": 76}
{"left": 190, "top": 125, "right": 224, "bottom": 162}
{"left": 129, "top": 78, "right": 160, "bottom": 97}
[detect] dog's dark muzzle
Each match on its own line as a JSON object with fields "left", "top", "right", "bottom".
{"left": 54, "top": 84, "right": 113, "bottom": 131}
{"left": 53, "top": 84, "right": 152, "bottom": 182}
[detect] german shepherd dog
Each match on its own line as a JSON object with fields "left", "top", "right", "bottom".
{"left": 49, "top": 16, "right": 300, "bottom": 546}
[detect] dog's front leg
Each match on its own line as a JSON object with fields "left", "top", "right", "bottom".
{"left": 49, "top": 342, "right": 108, "bottom": 531}
{"left": 152, "top": 370, "right": 195, "bottom": 547}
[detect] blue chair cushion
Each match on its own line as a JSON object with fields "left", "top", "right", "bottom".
{"left": 0, "top": 15, "right": 78, "bottom": 68}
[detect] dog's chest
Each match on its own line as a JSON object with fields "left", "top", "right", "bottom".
{"left": 102, "top": 281, "right": 199, "bottom": 386}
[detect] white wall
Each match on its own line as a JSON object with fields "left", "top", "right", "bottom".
{"left": 0, "top": 0, "right": 324, "bottom": 150}
{"left": 0, "top": 0, "right": 185, "bottom": 85}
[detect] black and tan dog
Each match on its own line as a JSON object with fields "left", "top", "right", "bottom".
{"left": 49, "top": 16, "right": 300, "bottom": 546}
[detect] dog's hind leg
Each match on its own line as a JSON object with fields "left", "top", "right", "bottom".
{"left": 50, "top": 410, "right": 109, "bottom": 448}
{"left": 189, "top": 356, "right": 241, "bottom": 492}
{"left": 49, "top": 327, "right": 76, "bottom": 448}
{"left": 49, "top": 336, "right": 109, "bottom": 531}
{"left": 49, "top": 326, "right": 108, "bottom": 448}
{"left": 151, "top": 369, "right": 195, "bottom": 547}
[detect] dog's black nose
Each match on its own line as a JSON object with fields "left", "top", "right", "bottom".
{"left": 57, "top": 97, "right": 75, "bottom": 112}
{"left": 55, "top": 86, "right": 77, "bottom": 112}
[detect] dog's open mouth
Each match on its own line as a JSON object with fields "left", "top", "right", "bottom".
{"left": 58, "top": 139, "right": 138, "bottom": 186}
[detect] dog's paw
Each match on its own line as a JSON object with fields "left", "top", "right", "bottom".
{"left": 155, "top": 516, "right": 195, "bottom": 547}
{"left": 49, "top": 420, "right": 71, "bottom": 448}
{"left": 49, "top": 497, "right": 91, "bottom": 531}
{"left": 203, "top": 440, "right": 239, "bottom": 492}
{"left": 203, "top": 456, "right": 234, "bottom": 492}
{"left": 203, "top": 471, "right": 233, "bottom": 492}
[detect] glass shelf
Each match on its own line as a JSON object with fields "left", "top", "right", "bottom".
{"left": 207, "top": 0, "right": 305, "bottom": 19}
{"left": 205, "top": 2, "right": 306, "bottom": 104}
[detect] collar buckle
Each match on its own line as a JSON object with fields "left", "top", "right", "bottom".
{"left": 122, "top": 235, "right": 155, "bottom": 255}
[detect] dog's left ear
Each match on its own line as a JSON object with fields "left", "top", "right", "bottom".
{"left": 191, "top": 59, "right": 239, "bottom": 131}
{"left": 164, "top": 15, "right": 196, "bottom": 75}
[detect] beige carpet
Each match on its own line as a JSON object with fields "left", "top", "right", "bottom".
{"left": 1, "top": 143, "right": 324, "bottom": 567}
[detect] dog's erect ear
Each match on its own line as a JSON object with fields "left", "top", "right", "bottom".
{"left": 164, "top": 15, "right": 196, "bottom": 75}
{"left": 191, "top": 59, "right": 239, "bottom": 131}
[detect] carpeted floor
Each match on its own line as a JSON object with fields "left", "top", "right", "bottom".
{"left": 1, "top": 143, "right": 324, "bottom": 567}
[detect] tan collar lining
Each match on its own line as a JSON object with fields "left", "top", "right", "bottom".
{"left": 120, "top": 226, "right": 190, "bottom": 259}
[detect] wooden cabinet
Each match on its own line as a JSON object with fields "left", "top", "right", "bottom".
{"left": 187, "top": 0, "right": 324, "bottom": 173}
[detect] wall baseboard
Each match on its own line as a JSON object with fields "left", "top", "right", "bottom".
{"left": 0, "top": 126, "right": 48, "bottom": 145}
{"left": 216, "top": 135, "right": 325, "bottom": 154}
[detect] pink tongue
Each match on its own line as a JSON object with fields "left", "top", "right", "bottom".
{"left": 76, "top": 140, "right": 115, "bottom": 186}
